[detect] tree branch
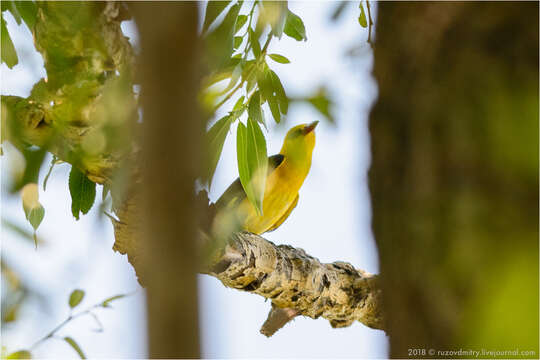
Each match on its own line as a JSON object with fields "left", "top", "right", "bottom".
{"left": 203, "top": 231, "right": 385, "bottom": 333}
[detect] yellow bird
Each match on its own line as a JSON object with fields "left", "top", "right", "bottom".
{"left": 214, "top": 121, "right": 318, "bottom": 235}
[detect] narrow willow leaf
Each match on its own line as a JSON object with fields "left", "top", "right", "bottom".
{"left": 68, "top": 289, "right": 85, "bottom": 308}
{"left": 331, "top": 2, "right": 349, "bottom": 22}
{"left": 265, "top": 70, "right": 281, "bottom": 123}
{"left": 257, "top": 67, "right": 281, "bottom": 123}
{"left": 202, "top": 0, "right": 231, "bottom": 33}
{"left": 267, "top": 93, "right": 281, "bottom": 123}
{"left": 204, "top": 116, "right": 232, "bottom": 187}
{"left": 270, "top": 70, "right": 288, "bottom": 115}
{"left": 268, "top": 54, "right": 290, "bottom": 64}
{"left": 69, "top": 166, "right": 96, "bottom": 220}
{"left": 248, "top": 91, "right": 263, "bottom": 125}
{"left": 233, "top": 36, "right": 243, "bottom": 49}
{"left": 233, "top": 95, "right": 245, "bottom": 110}
{"left": 14, "top": 1, "right": 37, "bottom": 29}
{"left": 249, "top": 28, "right": 261, "bottom": 57}
{"left": 283, "top": 9, "right": 307, "bottom": 41}
{"left": 1, "top": 16, "right": 18, "bottom": 68}
{"left": 237, "top": 120, "right": 268, "bottom": 215}
{"left": 64, "top": 337, "right": 86, "bottom": 359}
{"left": 201, "top": 65, "right": 237, "bottom": 90}
{"left": 205, "top": 3, "right": 240, "bottom": 69}
{"left": 221, "top": 63, "right": 242, "bottom": 94}
{"left": 246, "top": 118, "right": 268, "bottom": 214}
{"left": 235, "top": 14, "right": 247, "bottom": 34}
{"left": 308, "top": 87, "right": 334, "bottom": 123}
{"left": 101, "top": 294, "right": 127, "bottom": 308}
{"left": 243, "top": 61, "right": 257, "bottom": 93}
{"left": 4, "top": 2, "right": 22, "bottom": 24}
{"left": 6, "top": 350, "right": 32, "bottom": 359}
{"left": 257, "top": 65, "right": 273, "bottom": 103}
{"left": 264, "top": 1, "right": 288, "bottom": 39}
{"left": 260, "top": 108, "right": 268, "bottom": 131}
{"left": 246, "top": 73, "right": 257, "bottom": 94}
{"left": 358, "top": 2, "right": 368, "bottom": 28}
{"left": 2, "top": 217, "right": 40, "bottom": 244}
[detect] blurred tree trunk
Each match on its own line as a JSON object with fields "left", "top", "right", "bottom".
{"left": 131, "top": 3, "right": 201, "bottom": 358}
{"left": 369, "top": 2, "right": 538, "bottom": 357}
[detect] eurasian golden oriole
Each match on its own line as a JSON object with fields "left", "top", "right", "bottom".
{"left": 214, "top": 121, "right": 318, "bottom": 234}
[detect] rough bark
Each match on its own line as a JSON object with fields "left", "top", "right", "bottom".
{"left": 370, "top": 2, "right": 538, "bottom": 357}
{"left": 204, "top": 232, "right": 384, "bottom": 332}
{"left": 131, "top": 2, "right": 201, "bottom": 357}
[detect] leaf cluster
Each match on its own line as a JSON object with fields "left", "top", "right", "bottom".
{"left": 201, "top": 1, "right": 308, "bottom": 213}
{"left": 3, "top": 289, "right": 130, "bottom": 359}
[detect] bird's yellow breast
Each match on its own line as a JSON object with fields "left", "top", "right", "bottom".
{"left": 239, "top": 158, "right": 308, "bottom": 234}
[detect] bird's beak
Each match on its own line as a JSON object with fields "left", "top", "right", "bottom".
{"left": 303, "top": 121, "right": 319, "bottom": 134}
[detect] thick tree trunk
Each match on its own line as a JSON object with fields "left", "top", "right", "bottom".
{"left": 131, "top": 3, "right": 201, "bottom": 358}
{"left": 369, "top": 2, "right": 538, "bottom": 357}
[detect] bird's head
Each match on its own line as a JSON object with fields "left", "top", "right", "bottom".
{"left": 279, "top": 121, "right": 318, "bottom": 165}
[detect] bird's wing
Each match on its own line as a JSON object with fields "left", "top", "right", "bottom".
{"left": 264, "top": 194, "right": 299, "bottom": 233}
{"left": 215, "top": 154, "right": 285, "bottom": 209}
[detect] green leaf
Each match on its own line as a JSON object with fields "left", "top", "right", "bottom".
{"left": 68, "top": 289, "right": 85, "bottom": 308}
{"left": 63, "top": 337, "right": 86, "bottom": 359}
{"left": 204, "top": 115, "right": 232, "bottom": 187}
{"left": 257, "top": 67, "right": 281, "bottom": 123}
{"left": 202, "top": 0, "right": 231, "bottom": 34}
{"left": 69, "top": 166, "right": 96, "bottom": 220}
{"left": 1, "top": 16, "right": 18, "bottom": 68}
{"left": 308, "top": 87, "right": 334, "bottom": 123}
{"left": 283, "top": 9, "right": 307, "bottom": 41}
{"left": 233, "top": 36, "right": 243, "bottom": 49}
{"left": 221, "top": 63, "right": 242, "bottom": 94}
{"left": 269, "top": 70, "right": 288, "bottom": 115}
{"left": 331, "top": 2, "right": 349, "bottom": 22}
{"left": 242, "top": 61, "right": 257, "bottom": 93}
{"left": 267, "top": 1, "right": 288, "bottom": 39}
{"left": 235, "top": 14, "right": 247, "bottom": 34}
{"left": 3, "top": 2, "right": 21, "bottom": 24}
{"left": 249, "top": 28, "right": 261, "bottom": 57}
{"left": 236, "top": 119, "right": 268, "bottom": 215}
{"left": 205, "top": 3, "right": 240, "bottom": 69}
{"left": 2, "top": 217, "right": 40, "bottom": 244}
{"left": 267, "top": 94, "right": 281, "bottom": 124}
{"left": 14, "top": 1, "right": 37, "bottom": 29}
{"left": 27, "top": 205, "right": 44, "bottom": 230}
{"left": 7, "top": 350, "right": 32, "bottom": 359}
{"left": 233, "top": 95, "right": 245, "bottom": 110}
{"left": 358, "top": 2, "right": 368, "bottom": 28}
{"left": 268, "top": 54, "right": 290, "bottom": 64}
{"left": 101, "top": 294, "right": 127, "bottom": 308}
{"left": 248, "top": 91, "right": 263, "bottom": 125}
{"left": 257, "top": 65, "right": 273, "bottom": 103}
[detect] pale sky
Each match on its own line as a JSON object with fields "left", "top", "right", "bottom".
{"left": 1, "top": 2, "right": 388, "bottom": 358}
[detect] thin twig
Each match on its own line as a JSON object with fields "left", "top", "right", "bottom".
{"left": 212, "top": 33, "right": 273, "bottom": 112}
{"left": 366, "top": 0, "right": 374, "bottom": 48}
{"left": 29, "top": 292, "right": 134, "bottom": 351}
